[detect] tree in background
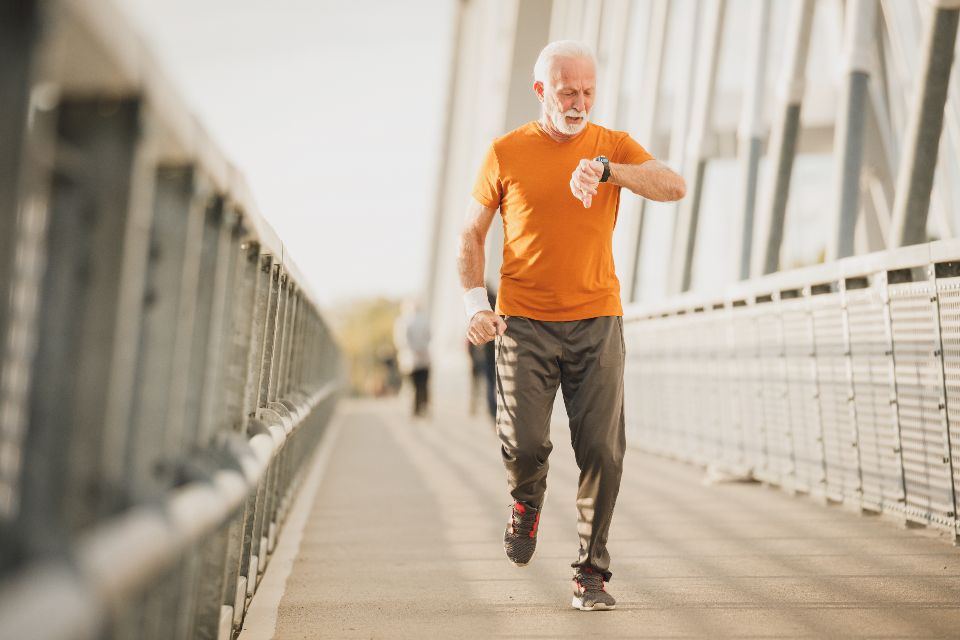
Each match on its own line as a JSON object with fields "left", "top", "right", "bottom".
{"left": 329, "top": 297, "right": 402, "bottom": 396}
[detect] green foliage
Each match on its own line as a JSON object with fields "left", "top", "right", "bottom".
{"left": 328, "top": 297, "right": 402, "bottom": 396}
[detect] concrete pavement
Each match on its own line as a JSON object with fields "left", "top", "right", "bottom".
{"left": 241, "top": 394, "right": 960, "bottom": 639}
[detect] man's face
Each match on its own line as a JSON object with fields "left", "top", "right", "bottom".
{"left": 536, "top": 56, "right": 596, "bottom": 135}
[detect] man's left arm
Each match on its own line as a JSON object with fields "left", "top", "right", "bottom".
{"left": 570, "top": 158, "right": 686, "bottom": 207}
{"left": 610, "top": 159, "right": 685, "bottom": 202}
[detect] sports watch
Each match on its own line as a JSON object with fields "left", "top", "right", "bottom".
{"left": 594, "top": 155, "right": 610, "bottom": 183}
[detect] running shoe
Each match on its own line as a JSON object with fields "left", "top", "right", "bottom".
{"left": 571, "top": 566, "right": 616, "bottom": 611}
{"left": 503, "top": 501, "right": 540, "bottom": 566}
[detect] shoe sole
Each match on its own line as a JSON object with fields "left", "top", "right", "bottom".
{"left": 571, "top": 596, "right": 615, "bottom": 611}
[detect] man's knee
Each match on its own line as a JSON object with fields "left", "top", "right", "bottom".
{"left": 577, "top": 441, "right": 624, "bottom": 470}
{"left": 501, "top": 440, "right": 552, "bottom": 470}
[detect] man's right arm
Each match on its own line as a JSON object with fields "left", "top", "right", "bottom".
{"left": 457, "top": 198, "right": 507, "bottom": 345}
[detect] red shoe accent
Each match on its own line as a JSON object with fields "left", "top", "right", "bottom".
{"left": 514, "top": 501, "right": 526, "bottom": 514}
{"left": 529, "top": 511, "right": 541, "bottom": 538}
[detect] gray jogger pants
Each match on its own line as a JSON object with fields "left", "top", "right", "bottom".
{"left": 495, "top": 315, "right": 626, "bottom": 581}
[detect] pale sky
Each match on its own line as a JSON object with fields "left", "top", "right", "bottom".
{"left": 116, "top": 0, "right": 456, "bottom": 307}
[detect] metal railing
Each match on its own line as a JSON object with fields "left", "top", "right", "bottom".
{"left": 0, "top": 1, "right": 342, "bottom": 638}
{"left": 624, "top": 240, "right": 960, "bottom": 542}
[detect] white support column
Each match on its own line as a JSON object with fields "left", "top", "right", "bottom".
{"left": 426, "top": 0, "right": 528, "bottom": 360}
{"left": 592, "top": 0, "right": 631, "bottom": 127}
{"left": 580, "top": 0, "right": 603, "bottom": 50}
{"left": 626, "top": 0, "right": 670, "bottom": 302}
{"left": 424, "top": 0, "right": 466, "bottom": 319}
{"left": 733, "top": 0, "right": 771, "bottom": 281}
{"left": 484, "top": 0, "right": 554, "bottom": 287}
{"left": 668, "top": 0, "right": 727, "bottom": 294}
{"left": 828, "top": 0, "right": 877, "bottom": 261}
{"left": 857, "top": 11, "right": 898, "bottom": 253}
{"left": 888, "top": 0, "right": 960, "bottom": 247}
{"left": 666, "top": 0, "right": 701, "bottom": 177}
{"left": 548, "top": 0, "right": 575, "bottom": 42}
{"left": 752, "top": 0, "right": 816, "bottom": 277}
{"left": 661, "top": 0, "right": 701, "bottom": 296}
{"left": 426, "top": 0, "right": 568, "bottom": 360}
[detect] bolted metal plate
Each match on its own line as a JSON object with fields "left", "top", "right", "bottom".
{"left": 781, "top": 295, "right": 824, "bottom": 494}
{"left": 811, "top": 291, "right": 860, "bottom": 503}
{"left": 889, "top": 280, "right": 955, "bottom": 527}
{"left": 756, "top": 300, "right": 791, "bottom": 486}
{"left": 732, "top": 304, "right": 765, "bottom": 475}
{"left": 847, "top": 284, "right": 904, "bottom": 511}
{"left": 934, "top": 276, "right": 960, "bottom": 529}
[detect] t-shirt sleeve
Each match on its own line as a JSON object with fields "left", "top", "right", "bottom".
{"left": 471, "top": 143, "right": 503, "bottom": 209}
{"left": 613, "top": 133, "right": 654, "bottom": 166}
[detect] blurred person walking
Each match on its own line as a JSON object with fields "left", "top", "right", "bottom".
{"left": 393, "top": 300, "right": 432, "bottom": 417}
{"left": 466, "top": 339, "right": 486, "bottom": 413}
{"left": 467, "top": 285, "right": 497, "bottom": 421}
{"left": 457, "top": 40, "right": 685, "bottom": 610}
{"left": 376, "top": 344, "right": 402, "bottom": 397}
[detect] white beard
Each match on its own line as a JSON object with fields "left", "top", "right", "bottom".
{"left": 550, "top": 107, "right": 589, "bottom": 135}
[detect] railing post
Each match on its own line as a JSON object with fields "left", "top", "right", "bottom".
{"left": 0, "top": 0, "right": 38, "bottom": 342}
{"left": 225, "top": 238, "right": 261, "bottom": 432}
{"left": 929, "top": 260, "right": 960, "bottom": 541}
{"left": 268, "top": 276, "right": 291, "bottom": 407}
{"left": 874, "top": 270, "right": 903, "bottom": 510}
{"left": 838, "top": 277, "right": 865, "bottom": 506}
{"left": 241, "top": 252, "right": 270, "bottom": 429}
{"left": 0, "top": 0, "right": 46, "bottom": 572}
{"left": 124, "top": 165, "right": 197, "bottom": 504}
{"left": 20, "top": 97, "right": 141, "bottom": 549}
{"left": 196, "top": 207, "right": 240, "bottom": 445}
{"left": 182, "top": 196, "right": 225, "bottom": 449}
{"left": 163, "top": 180, "right": 214, "bottom": 463}
{"left": 256, "top": 264, "right": 281, "bottom": 415}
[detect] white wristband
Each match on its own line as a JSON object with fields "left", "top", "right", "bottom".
{"left": 463, "top": 287, "right": 493, "bottom": 320}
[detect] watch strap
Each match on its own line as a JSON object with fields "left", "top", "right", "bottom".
{"left": 595, "top": 155, "right": 610, "bottom": 183}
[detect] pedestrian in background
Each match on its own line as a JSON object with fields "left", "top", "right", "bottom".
{"left": 376, "top": 344, "right": 401, "bottom": 397}
{"left": 466, "top": 284, "right": 497, "bottom": 421}
{"left": 393, "top": 299, "right": 432, "bottom": 417}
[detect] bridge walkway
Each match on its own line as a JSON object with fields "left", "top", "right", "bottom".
{"left": 239, "top": 395, "right": 960, "bottom": 639}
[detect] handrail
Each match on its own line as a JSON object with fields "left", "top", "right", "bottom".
{"left": 624, "top": 237, "right": 960, "bottom": 542}
{"left": 0, "top": 1, "right": 342, "bottom": 638}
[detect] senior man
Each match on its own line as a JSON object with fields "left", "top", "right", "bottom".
{"left": 457, "top": 40, "right": 685, "bottom": 611}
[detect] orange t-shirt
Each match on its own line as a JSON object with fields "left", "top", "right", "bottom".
{"left": 472, "top": 121, "right": 653, "bottom": 321}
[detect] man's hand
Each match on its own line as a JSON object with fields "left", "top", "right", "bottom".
{"left": 467, "top": 310, "right": 507, "bottom": 345}
{"left": 570, "top": 158, "right": 603, "bottom": 208}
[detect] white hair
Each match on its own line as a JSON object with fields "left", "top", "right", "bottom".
{"left": 533, "top": 40, "right": 596, "bottom": 85}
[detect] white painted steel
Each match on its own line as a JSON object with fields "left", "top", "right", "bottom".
{"left": 625, "top": 239, "right": 960, "bottom": 538}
